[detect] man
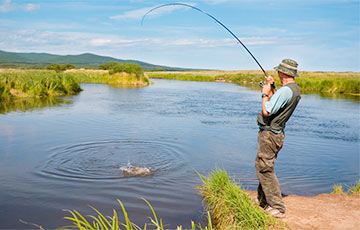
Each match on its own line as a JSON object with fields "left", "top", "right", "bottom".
{"left": 255, "top": 59, "right": 301, "bottom": 218}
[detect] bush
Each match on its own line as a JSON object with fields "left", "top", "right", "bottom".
{"left": 46, "top": 64, "right": 75, "bottom": 72}
{"left": 99, "top": 62, "right": 144, "bottom": 79}
{"left": 99, "top": 62, "right": 120, "bottom": 70}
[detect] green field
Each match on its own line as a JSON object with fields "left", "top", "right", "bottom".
{"left": 147, "top": 70, "right": 360, "bottom": 97}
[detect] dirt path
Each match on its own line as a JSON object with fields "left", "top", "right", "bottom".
{"left": 247, "top": 191, "right": 360, "bottom": 230}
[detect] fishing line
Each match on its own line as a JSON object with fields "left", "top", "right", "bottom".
{"left": 141, "top": 2, "right": 269, "bottom": 78}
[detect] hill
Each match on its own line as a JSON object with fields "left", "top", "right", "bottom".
{"left": 0, "top": 50, "right": 194, "bottom": 71}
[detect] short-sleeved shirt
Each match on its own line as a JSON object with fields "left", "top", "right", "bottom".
{"left": 265, "top": 86, "right": 293, "bottom": 115}
{"left": 259, "top": 86, "right": 293, "bottom": 133}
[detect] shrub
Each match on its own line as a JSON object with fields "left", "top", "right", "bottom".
{"left": 99, "top": 62, "right": 144, "bottom": 79}
{"left": 46, "top": 64, "right": 75, "bottom": 72}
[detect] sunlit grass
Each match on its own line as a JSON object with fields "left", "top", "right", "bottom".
{"left": 60, "top": 198, "right": 212, "bottom": 230}
{"left": 0, "top": 69, "right": 150, "bottom": 101}
{"left": 0, "top": 70, "right": 82, "bottom": 100}
{"left": 332, "top": 181, "right": 360, "bottom": 195}
{"left": 197, "top": 168, "right": 283, "bottom": 230}
{"left": 65, "top": 69, "right": 149, "bottom": 87}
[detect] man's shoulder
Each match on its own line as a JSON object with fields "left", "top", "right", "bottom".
{"left": 276, "top": 86, "right": 293, "bottom": 97}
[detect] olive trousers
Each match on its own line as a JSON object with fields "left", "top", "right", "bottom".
{"left": 255, "top": 129, "right": 285, "bottom": 213}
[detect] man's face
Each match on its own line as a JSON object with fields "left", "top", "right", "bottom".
{"left": 278, "top": 71, "right": 292, "bottom": 83}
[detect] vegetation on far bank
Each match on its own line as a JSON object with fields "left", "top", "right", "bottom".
{"left": 147, "top": 70, "right": 360, "bottom": 96}
{"left": 0, "top": 63, "right": 149, "bottom": 101}
{"left": 0, "top": 70, "right": 81, "bottom": 101}
{"left": 46, "top": 63, "right": 75, "bottom": 72}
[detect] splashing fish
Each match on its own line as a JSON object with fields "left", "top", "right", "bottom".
{"left": 120, "top": 163, "right": 152, "bottom": 176}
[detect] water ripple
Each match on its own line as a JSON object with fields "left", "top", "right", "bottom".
{"left": 37, "top": 139, "right": 186, "bottom": 181}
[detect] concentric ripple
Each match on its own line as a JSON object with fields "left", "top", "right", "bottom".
{"left": 38, "top": 139, "right": 186, "bottom": 181}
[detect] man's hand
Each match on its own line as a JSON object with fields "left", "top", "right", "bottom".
{"left": 265, "top": 75, "right": 274, "bottom": 85}
{"left": 262, "top": 84, "right": 272, "bottom": 95}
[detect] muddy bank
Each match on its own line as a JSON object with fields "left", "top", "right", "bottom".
{"left": 247, "top": 191, "right": 360, "bottom": 230}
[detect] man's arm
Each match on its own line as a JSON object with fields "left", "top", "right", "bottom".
{"left": 261, "top": 84, "right": 272, "bottom": 117}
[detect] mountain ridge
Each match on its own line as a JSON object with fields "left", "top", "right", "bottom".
{"left": 0, "top": 50, "right": 196, "bottom": 71}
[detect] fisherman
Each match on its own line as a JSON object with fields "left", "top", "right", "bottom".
{"left": 255, "top": 59, "right": 301, "bottom": 218}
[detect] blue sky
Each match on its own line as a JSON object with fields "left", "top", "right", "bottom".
{"left": 0, "top": 0, "right": 359, "bottom": 71}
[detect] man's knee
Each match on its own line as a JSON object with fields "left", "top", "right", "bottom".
{"left": 255, "top": 155, "right": 275, "bottom": 173}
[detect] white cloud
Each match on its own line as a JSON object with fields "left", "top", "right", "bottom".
{"left": 0, "top": 0, "right": 39, "bottom": 12}
{"left": 110, "top": 3, "right": 195, "bottom": 21}
{"left": 23, "top": 3, "right": 39, "bottom": 11}
{"left": 89, "top": 39, "right": 112, "bottom": 46}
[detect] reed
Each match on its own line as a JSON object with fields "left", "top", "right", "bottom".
{"left": 60, "top": 198, "right": 212, "bottom": 230}
{"left": 197, "top": 168, "right": 281, "bottom": 230}
{"left": 0, "top": 70, "right": 82, "bottom": 100}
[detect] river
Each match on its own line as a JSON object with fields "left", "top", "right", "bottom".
{"left": 0, "top": 79, "right": 359, "bottom": 228}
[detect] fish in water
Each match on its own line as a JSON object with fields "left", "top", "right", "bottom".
{"left": 120, "top": 163, "right": 152, "bottom": 176}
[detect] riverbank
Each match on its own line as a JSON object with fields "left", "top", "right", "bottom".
{"left": 147, "top": 70, "right": 360, "bottom": 97}
{"left": 246, "top": 191, "right": 360, "bottom": 230}
{"left": 199, "top": 169, "right": 360, "bottom": 230}
{"left": 59, "top": 169, "right": 360, "bottom": 230}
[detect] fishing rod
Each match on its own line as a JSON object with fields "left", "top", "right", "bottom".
{"left": 141, "top": 2, "right": 276, "bottom": 89}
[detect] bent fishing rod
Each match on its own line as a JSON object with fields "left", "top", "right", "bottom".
{"left": 141, "top": 2, "right": 276, "bottom": 89}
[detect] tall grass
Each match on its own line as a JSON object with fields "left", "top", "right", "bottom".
{"left": 60, "top": 198, "right": 212, "bottom": 230}
{"left": 147, "top": 71, "right": 360, "bottom": 96}
{"left": 0, "top": 70, "right": 81, "bottom": 100}
{"left": 198, "top": 168, "right": 281, "bottom": 230}
{"left": 65, "top": 70, "right": 149, "bottom": 87}
{"left": 0, "top": 69, "right": 150, "bottom": 102}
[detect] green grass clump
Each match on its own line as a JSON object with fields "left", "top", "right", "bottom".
{"left": 60, "top": 198, "right": 212, "bottom": 230}
{"left": 347, "top": 181, "right": 360, "bottom": 195}
{"left": 331, "top": 184, "right": 345, "bottom": 195}
{"left": 332, "top": 181, "right": 360, "bottom": 195}
{"left": 198, "top": 168, "right": 280, "bottom": 230}
{"left": 0, "top": 70, "right": 82, "bottom": 100}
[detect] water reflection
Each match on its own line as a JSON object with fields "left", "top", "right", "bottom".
{"left": 0, "top": 97, "right": 72, "bottom": 114}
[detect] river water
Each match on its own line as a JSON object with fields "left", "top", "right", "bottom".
{"left": 0, "top": 79, "right": 359, "bottom": 228}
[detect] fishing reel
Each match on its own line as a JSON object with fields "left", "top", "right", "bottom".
{"left": 259, "top": 81, "right": 265, "bottom": 88}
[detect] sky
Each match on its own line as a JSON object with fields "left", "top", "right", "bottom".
{"left": 0, "top": 0, "right": 359, "bottom": 71}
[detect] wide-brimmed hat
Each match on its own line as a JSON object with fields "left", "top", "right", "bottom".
{"left": 274, "top": 59, "right": 299, "bottom": 77}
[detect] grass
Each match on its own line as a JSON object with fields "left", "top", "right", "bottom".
{"left": 0, "top": 70, "right": 82, "bottom": 101}
{"left": 147, "top": 70, "right": 360, "bottom": 96}
{"left": 197, "top": 168, "right": 282, "bottom": 230}
{"left": 59, "top": 198, "right": 212, "bottom": 230}
{"left": 332, "top": 181, "right": 360, "bottom": 195}
{"left": 65, "top": 69, "right": 150, "bottom": 87}
{"left": 0, "top": 69, "right": 150, "bottom": 102}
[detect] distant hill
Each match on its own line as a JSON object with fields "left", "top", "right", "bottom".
{"left": 0, "top": 50, "right": 195, "bottom": 71}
